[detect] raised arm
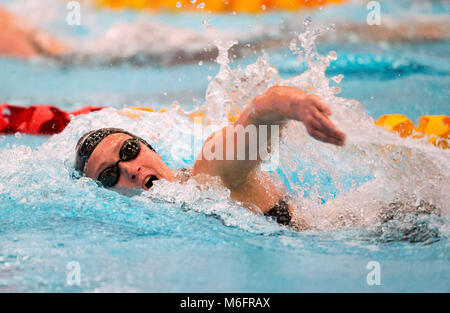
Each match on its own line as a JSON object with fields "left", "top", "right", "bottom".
{"left": 192, "top": 85, "right": 346, "bottom": 192}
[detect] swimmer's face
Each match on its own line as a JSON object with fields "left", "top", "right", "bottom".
{"left": 84, "top": 133, "right": 175, "bottom": 190}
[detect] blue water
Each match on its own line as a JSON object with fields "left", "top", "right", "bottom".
{"left": 0, "top": 1, "right": 449, "bottom": 292}
{"left": 2, "top": 41, "right": 448, "bottom": 121}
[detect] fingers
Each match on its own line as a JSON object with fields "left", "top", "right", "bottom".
{"left": 309, "top": 95, "right": 332, "bottom": 116}
{"left": 305, "top": 108, "right": 346, "bottom": 146}
{"left": 307, "top": 126, "right": 345, "bottom": 146}
{"left": 292, "top": 91, "right": 346, "bottom": 145}
{"left": 312, "top": 109, "right": 346, "bottom": 142}
{"left": 313, "top": 109, "right": 336, "bottom": 133}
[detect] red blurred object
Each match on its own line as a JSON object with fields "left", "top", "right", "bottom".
{"left": 0, "top": 104, "right": 104, "bottom": 135}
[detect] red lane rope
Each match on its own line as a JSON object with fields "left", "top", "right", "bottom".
{"left": 0, "top": 104, "right": 104, "bottom": 135}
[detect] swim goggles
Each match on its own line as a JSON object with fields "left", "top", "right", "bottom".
{"left": 97, "top": 137, "right": 142, "bottom": 187}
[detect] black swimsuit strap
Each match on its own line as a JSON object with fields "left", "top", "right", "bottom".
{"left": 264, "top": 199, "right": 291, "bottom": 226}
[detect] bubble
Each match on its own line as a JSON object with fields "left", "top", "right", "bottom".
{"left": 176, "top": 2, "right": 182, "bottom": 8}
{"left": 198, "top": 61, "right": 203, "bottom": 66}
{"left": 197, "top": 3, "right": 205, "bottom": 9}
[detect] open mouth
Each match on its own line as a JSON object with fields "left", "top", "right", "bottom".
{"left": 144, "top": 175, "right": 158, "bottom": 189}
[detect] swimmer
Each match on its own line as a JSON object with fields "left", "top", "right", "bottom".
{"left": 3, "top": 6, "right": 449, "bottom": 64}
{"left": 75, "top": 86, "right": 346, "bottom": 230}
{"left": 0, "top": 7, "right": 67, "bottom": 58}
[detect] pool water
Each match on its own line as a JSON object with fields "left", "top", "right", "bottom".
{"left": 0, "top": 0, "right": 449, "bottom": 292}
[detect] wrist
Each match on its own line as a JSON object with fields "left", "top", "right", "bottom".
{"left": 265, "top": 85, "right": 307, "bottom": 121}
{"left": 251, "top": 91, "right": 279, "bottom": 124}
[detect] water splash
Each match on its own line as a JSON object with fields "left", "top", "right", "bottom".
{"left": 0, "top": 20, "right": 449, "bottom": 242}
{"left": 189, "top": 18, "right": 450, "bottom": 237}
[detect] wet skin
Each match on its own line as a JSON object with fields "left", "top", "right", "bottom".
{"left": 84, "top": 133, "right": 176, "bottom": 190}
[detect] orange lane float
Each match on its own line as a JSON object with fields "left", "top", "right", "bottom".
{"left": 375, "top": 114, "right": 450, "bottom": 149}
{"left": 416, "top": 115, "right": 450, "bottom": 149}
{"left": 95, "top": 0, "right": 347, "bottom": 12}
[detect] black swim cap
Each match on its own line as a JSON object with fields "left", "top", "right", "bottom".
{"left": 75, "top": 128, "right": 155, "bottom": 174}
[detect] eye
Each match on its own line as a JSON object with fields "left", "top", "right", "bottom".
{"left": 97, "top": 166, "right": 119, "bottom": 187}
{"left": 120, "top": 138, "right": 141, "bottom": 160}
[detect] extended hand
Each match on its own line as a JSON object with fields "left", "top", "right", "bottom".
{"left": 295, "top": 93, "right": 346, "bottom": 146}
{"left": 264, "top": 86, "right": 346, "bottom": 146}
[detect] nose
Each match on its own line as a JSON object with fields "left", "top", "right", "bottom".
{"left": 118, "top": 161, "right": 141, "bottom": 184}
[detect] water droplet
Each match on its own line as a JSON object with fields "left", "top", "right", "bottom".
{"left": 191, "top": 0, "right": 197, "bottom": 3}
{"left": 304, "top": 16, "right": 312, "bottom": 27}
{"left": 176, "top": 2, "right": 182, "bottom": 8}
{"left": 15, "top": 132, "right": 22, "bottom": 139}
{"left": 261, "top": 5, "right": 266, "bottom": 10}
{"left": 328, "top": 50, "right": 338, "bottom": 60}
{"left": 331, "top": 86, "right": 341, "bottom": 95}
{"left": 331, "top": 74, "right": 344, "bottom": 83}
{"left": 198, "top": 61, "right": 203, "bottom": 66}
{"left": 197, "top": 3, "right": 205, "bottom": 9}
{"left": 289, "top": 39, "right": 297, "bottom": 53}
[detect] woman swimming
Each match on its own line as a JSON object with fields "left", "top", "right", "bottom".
{"left": 75, "top": 85, "right": 346, "bottom": 230}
